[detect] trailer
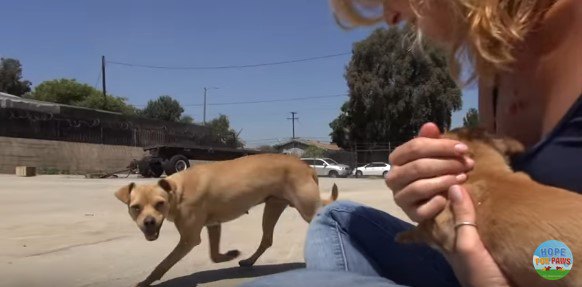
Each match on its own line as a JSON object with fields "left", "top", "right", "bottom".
{"left": 134, "top": 144, "right": 263, "bottom": 178}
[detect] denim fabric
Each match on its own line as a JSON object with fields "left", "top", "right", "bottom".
{"left": 240, "top": 200, "right": 461, "bottom": 287}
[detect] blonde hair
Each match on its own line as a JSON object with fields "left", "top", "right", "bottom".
{"left": 330, "top": 0, "right": 552, "bottom": 85}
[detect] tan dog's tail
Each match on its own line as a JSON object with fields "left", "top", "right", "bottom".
{"left": 310, "top": 168, "right": 338, "bottom": 206}
{"left": 321, "top": 183, "right": 339, "bottom": 206}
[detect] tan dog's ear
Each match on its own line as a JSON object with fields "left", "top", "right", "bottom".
{"left": 115, "top": 182, "right": 135, "bottom": 204}
{"left": 491, "top": 136, "right": 525, "bottom": 157}
{"left": 158, "top": 178, "right": 177, "bottom": 193}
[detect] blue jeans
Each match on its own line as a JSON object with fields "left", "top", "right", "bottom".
{"left": 239, "top": 200, "right": 461, "bottom": 287}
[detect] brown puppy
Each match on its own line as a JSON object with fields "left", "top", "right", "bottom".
{"left": 115, "top": 153, "right": 339, "bottom": 287}
{"left": 396, "top": 127, "right": 582, "bottom": 287}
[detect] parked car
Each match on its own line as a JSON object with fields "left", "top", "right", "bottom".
{"left": 353, "top": 162, "right": 391, "bottom": 178}
{"left": 301, "top": 157, "right": 352, "bottom": 178}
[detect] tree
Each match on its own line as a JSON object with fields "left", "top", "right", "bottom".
{"left": 208, "top": 114, "right": 245, "bottom": 148}
{"left": 462, "top": 108, "right": 480, "bottom": 128}
{"left": 330, "top": 26, "right": 462, "bottom": 149}
{"left": 28, "top": 78, "right": 135, "bottom": 114}
{"left": 179, "top": 115, "right": 194, "bottom": 124}
{"left": 31, "top": 78, "right": 94, "bottom": 104}
{"left": 329, "top": 102, "right": 351, "bottom": 148}
{"left": 77, "top": 93, "right": 137, "bottom": 115}
{"left": 0, "top": 58, "right": 32, "bottom": 96}
{"left": 140, "top": 95, "right": 184, "bottom": 122}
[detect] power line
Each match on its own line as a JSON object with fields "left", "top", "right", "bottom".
{"left": 133, "top": 94, "right": 348, "bottom": 107}
{"left": 106, "top": 52, "right": 351, "bottom": 70}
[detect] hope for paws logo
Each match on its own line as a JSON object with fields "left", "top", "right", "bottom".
{"left": 533, "top": 240, "right": 573, "bottom": 280}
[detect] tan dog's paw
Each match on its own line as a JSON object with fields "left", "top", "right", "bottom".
{"left": 212, "top": 250, "right": 241, "bottom": 263}
{"left": 226, "top": 249, "right": 241, "bottom": 258}
{"left": 238, "top": 258, "right": 256, "bottom": 267}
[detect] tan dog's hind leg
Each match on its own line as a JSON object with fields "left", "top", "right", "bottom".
{"left": 287, "top": 182, "right": 322, "bottom": 222}
{"left": 137, "top": 222, "right": 204, "bottom": 287}
{"left": 239, "top": 197, "right": 288, "bottom": 267}
{"left": 207, "top": 224, "right": 241, "bottom": 263}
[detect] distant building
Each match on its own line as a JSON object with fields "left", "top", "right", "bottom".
{"left": 274, "top": 138, "right": 342, "bottom": 157}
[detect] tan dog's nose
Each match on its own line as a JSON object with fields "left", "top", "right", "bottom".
{"left": 144, "top": 216, "right": 156, "bottom": 228}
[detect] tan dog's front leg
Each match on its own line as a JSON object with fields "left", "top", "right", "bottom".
{"left": 137, "top": 229, "right": 202, "bottom": 286}
{"left": 207, "top": 224, "right": 240, "bottom": 263}
{"left": 239, "top": 198, "right": 288, "bottom": 267}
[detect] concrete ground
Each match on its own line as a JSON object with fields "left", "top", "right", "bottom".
{"left": 0, "top": 174, "right": 412, "bottom": 287}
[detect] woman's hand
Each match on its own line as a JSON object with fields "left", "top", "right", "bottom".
{"left": 385, "top": 122, "right": 474, "bottom": 222}
{"left": 445, "top": 185, "right": 511, "bottom": 287}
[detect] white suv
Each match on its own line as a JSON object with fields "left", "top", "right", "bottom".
{"left": 301, "top": 157, "right": 352, "bottom": 178}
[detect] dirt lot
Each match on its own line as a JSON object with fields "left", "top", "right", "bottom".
{"left": 0, "top": 174, "right": 411, "bottom": 287}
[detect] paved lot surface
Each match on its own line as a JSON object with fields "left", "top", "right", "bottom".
{"left": 0, "top": 174, "right": 412, "bottom": 287}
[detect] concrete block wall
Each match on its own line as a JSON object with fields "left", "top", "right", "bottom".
{"left": 0, "top": 137, "right": 147, "bottom": 174}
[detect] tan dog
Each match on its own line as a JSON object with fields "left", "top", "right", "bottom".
{"left": 396, "top": 127, "right": 582, "bottom": 287}
{"left": 114, "top": 153, "right": 339, "bottom": 286}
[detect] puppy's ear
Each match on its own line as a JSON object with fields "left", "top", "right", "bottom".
{"left": 158, "top": 178, "right": 177, "bottom": 193}
{"left": 114, "top": 182, "right": 135, "bottom": 204}
{"left": 491, "top": 136, "right": 525, "bottom": 157}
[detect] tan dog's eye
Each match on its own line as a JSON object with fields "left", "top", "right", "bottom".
{"left": 130, "top": 205, "right": 141, "bottom": 213}
{"left": 155, "top": 201, "right": 165, "bottom": 210}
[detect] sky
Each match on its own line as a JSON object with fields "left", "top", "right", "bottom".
{"left": 1, "top": 0, "right": 478, "bottom": 147}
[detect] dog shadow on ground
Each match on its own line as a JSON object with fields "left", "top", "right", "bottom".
{"left": 153, "top": 262, "right": 306, "bottom": 287}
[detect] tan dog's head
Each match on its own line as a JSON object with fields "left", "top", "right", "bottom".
{"left": 395, "top": 127, "right": 526, "bottom": 253}
{"left": 114, "top": 179, "right": 177, "bottom": 241}
{"left": 443, "top": 127, "right": 525, "bottom": 169}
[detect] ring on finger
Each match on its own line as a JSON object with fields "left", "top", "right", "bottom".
{"left": 454, "top": 221, "right": 477, "bottom": 230}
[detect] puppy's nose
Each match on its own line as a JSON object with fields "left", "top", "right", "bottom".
{"left": 144, "top": 216, "right": 156, "bottom": 228}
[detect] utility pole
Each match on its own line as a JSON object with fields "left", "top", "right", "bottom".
{"left": 203, "top": 87, "right": 219, "bottom": 125}
{"left": 101, "top": 56, "right": 107, "bottom": 109}
{"left": 287, "top": 112, "right": 298, "bottom": 139}
{"left": 203, "top": 87, "right": 207, "bottom": 125}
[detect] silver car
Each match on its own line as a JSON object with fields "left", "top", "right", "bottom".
{"left": 301, "top": 157, "right": 351, "bottom": 178}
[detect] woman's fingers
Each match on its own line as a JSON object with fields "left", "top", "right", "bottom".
{"left": 418, "top": 122, "right": 442, "bottom": 138}
{"left": 393, "top": 174, "right": 467, "bottom": 222}
{"left": 386, "top": 157, "right": 473, "bottom": 192}
{"left": 449, "top": 185, "right": 481, "bottom": 254}
{"left": 389, "top": 137, "right": 470, "bottom": 166}
{"left": 411, "top": 193, "right": 448, "bottom": 222}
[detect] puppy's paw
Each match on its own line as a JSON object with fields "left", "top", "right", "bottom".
{"left": 226, "top": 249, "right": 241, "bottom": 259}
{"left": 238, "top": 258, "right": 255, "bottom": 267}
{"left": 211, "top": 250, "right": 241, "bottom": 263}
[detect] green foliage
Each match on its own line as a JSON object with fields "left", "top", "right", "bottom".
{"left": 31, "top": 78, "right": 97, "bottom": 105}
{"left": 140, "top": 95, "right": 185, "bottom": 122}
{"left": 462, "top": 108, "right": 480, "bottom": 128}
{"left": 208, "top": 114, "right": 245, "bottom": 148}
{"left": 179, "top": 115, "right": 194, "bottom": 124}
{"left": 330, "top": 26, "right": 462, "bottom": 149}
{"left": 303, "top": 145, "right": 327, "bottom": 158}
{"left": 28, "top": 78, "right": 135, "bottom": 114}
{"left": 329, "top": 102, "right": 350, "bottom": 147}
{"left": 77, "top": 93, "right": 138, "bottom": 115}
{"left": 0, "top": 58, "right": 32, "bottom": 96}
